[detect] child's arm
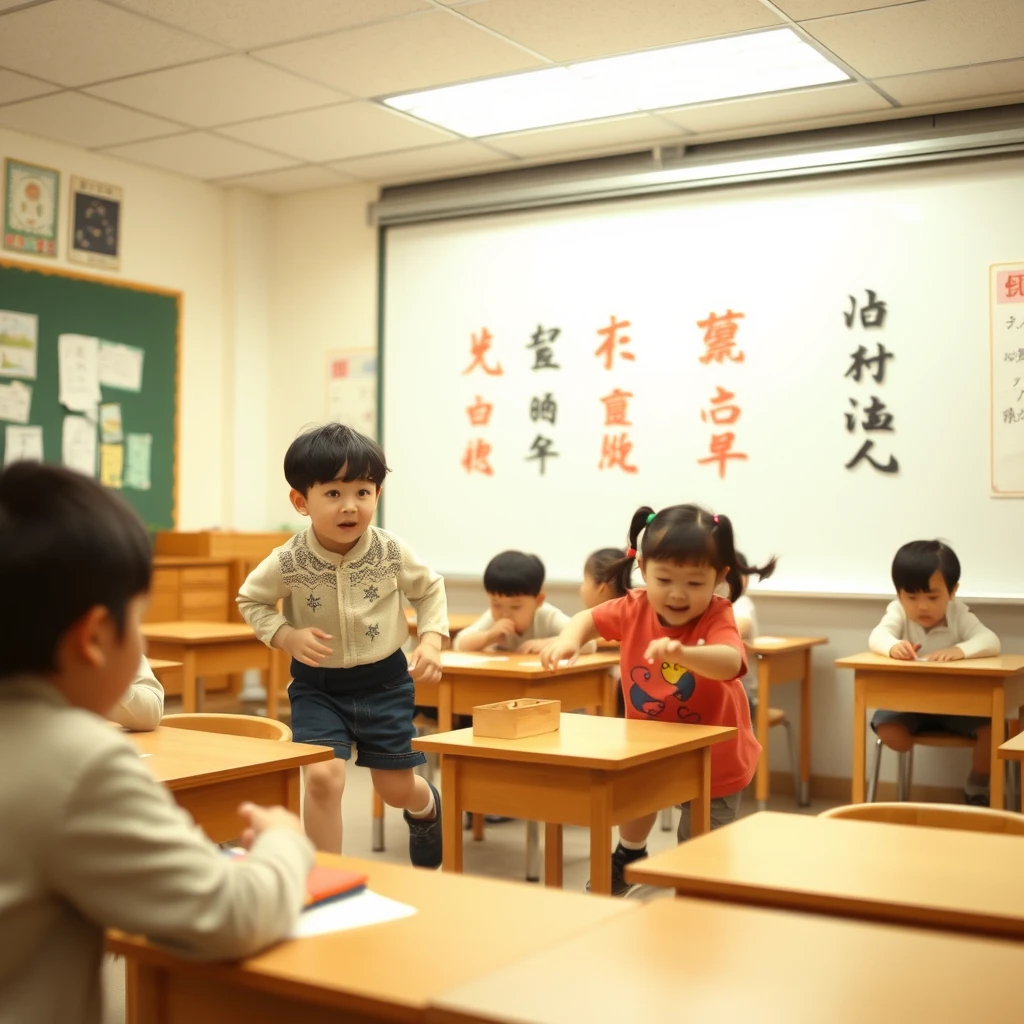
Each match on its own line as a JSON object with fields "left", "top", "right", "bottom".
{"left": 953, "top": 608, "right": 1001, "bottom": 659}
{"left": 398, "top": 543, "right": 448, "bottom": 682}
{"left": 108, "top": 656, "right": 164, "bottom": 732}
{"left": 539, "top": 610, "right": 601, "bottom": 668}
{"left": 453, "top": 611, "right": 515, "bottom": 652}
{"left": 868, "top": 601, "right": 916, "bottom": 659}
{"left": 520, "top": 605, "right": 596, "bottom": 654}
{"left": 643, "top": 640, "right": 742, "bottom": 681}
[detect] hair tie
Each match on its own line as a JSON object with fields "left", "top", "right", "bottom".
{"left": 645, "top": 512, "right": 656, "bottom": 525}
{"left": 626, "top": 546, "right": 637, "bottom": 558}
{"left": 713, "top": 515, "right": 719, "bottom": 524}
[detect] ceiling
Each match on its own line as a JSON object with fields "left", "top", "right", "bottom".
{"left": 0, "top": 0, "right": 1023, "bottom": 192}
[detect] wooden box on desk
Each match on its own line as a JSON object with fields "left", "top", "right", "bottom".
{"left": 472, "top": 699, "right": 561, "bottom": 739}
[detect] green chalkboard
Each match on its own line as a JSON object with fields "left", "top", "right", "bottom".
{"left": 0, "top": 258, "right": 179, "bottom": 529}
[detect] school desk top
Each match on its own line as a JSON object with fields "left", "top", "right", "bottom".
{"left": 835, "top": 651, "right": 1024, "bottom": 675}
{"left": 625, "top": 810, "right": 1024, "bottom": 939}
{"left": 427, "top": 896, "right": 1024, "bottom": 1024}
{"left": 141, "top": 621, "right": 261, "bottom": 643}
{"left": 747, "top": 635, "right": 827, "bottom": 654}
{"left": 438, "top": 651, "right": 620, "bottom": 678}
{"left": 108, "top": 855, "right": 635, "bottom": 1023}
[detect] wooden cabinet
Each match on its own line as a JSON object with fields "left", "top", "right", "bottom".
{"left": 146, "top": 558, "right": 231, "bottom": 624}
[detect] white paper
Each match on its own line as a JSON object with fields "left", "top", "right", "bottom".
{"left": 99, "top": 402, "right": 123, "bottom": 443}
{"left": 3, "top": 424, "right": 43, "bottom": 466}
{"left": 0, "top": 381, "right": 31, "bottom": 424}
{"left": 0, "top": 310, "right": 37, "bottom": 379}
{"left": 62, "top": 416, "right": 97, "bottom": 477}
{"left": 124, "top": 432, "right": 152, "bottom": 491}
{"left": 98, "top": 341, "right": 144, "bottom": 392}
{"left": 58, "top": 334, "right": 101, "bottom": 412}
{"left": 289, "top": 889, "right": 416, "bottom": 938}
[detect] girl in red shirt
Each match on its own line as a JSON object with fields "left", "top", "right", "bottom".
{"left": 541, "top": 503, "right": 776, "bottom": 895}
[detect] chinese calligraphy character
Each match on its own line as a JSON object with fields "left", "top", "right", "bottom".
{"left": 845, "top": 440, "right": 898, "bottom": 474}
{"left": 461, "top": 438, "right": 494, "bottom": 476}
{"left": 462, "top": 328, "right": 503, "bottom": 376}
{"left": 700, "top": 386, "right": 741, "bottom": 426}
{"left": 844, "top": 289, "right": 888, "bottom": 329}
{"left": 598, "top": 432, "right": 638, "bottom": 474}
{"left": 845, "top": 397, "right": 894, "bottom": 432}
{"left": 529, "top": 392, "right": 558, "bottom": 425}
{"left": 1016, "top": 377, "right": 1024, "bottom": 402}
{"left": 845, "top": 343, "right": 894, "bottom": 385}
{"left": 594, "top": 316, "right": 635, "bottom": 370}
{"left": 527, "top": 325, "right": 561, "bottom": 371}
{"left": 525, "top": 434, "right": 559, "bottom": 475}
{"left": 466, "top": 395, "right": 494, "bottom": 426}
{"left": 1005, "top": 274, "right": 1024, "bottom": 299}
{"left": 697, "top": 433, "right": 748, "bottom": 479}
{"left": 599, "top": 388, "right": 634, "bottom": 427}
{"left": 697, "top": 310, "right": 745, "bottom": 364}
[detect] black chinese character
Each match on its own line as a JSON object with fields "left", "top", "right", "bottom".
{"left": 845, "top": 343, "right": 894, "bottom": 385}
{"left": 845, "top": 440, "right": 898, "bottom": 474}
{"left": 525, "top": 434, "right": 559, "bottom": 474}
{"left": 527, "top": 325, "right": 561, "bottom": 370}
{"left": 845, "top": 397, "right": 894, "bottom": 432}
{"left": 845, "top": 289, "right": 888, "bottom": 329}
{"left": 529, "top": 392, "right": 558, "bottom": 425}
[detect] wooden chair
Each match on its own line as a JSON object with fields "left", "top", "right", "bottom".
{"left": 869, "top": 732, "right": 976, "bottom": 803}
{"left": 821, "top": 801, "right": 1024, "bottom": 835}
{"left": 160, "top": 712, "right": 292, "bottom": 742}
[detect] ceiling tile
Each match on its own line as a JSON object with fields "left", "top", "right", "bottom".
{"left": 86, "top": 56, "right": 342, "bottom": 128}
{"left": 487, "top": 113, "right": 681, "bottom": 159}
{"left": 0, "top": 92, "right": 182, "bottom": 148}
{"left": 772, "top": 0, "right": 917, "bottom": 18}
{"left": 104, "top": 131, "right": 297, "bottom": 179}
{"left": 802, "top": 0, "right": 1024, "bottom": 78}
{"left": 877, "top": 58, "right": 1024, "bottom": 105}
{"left": 662, "top": 82, "right": 892, "bottom": 133}
{"left": 216, "top": 165, "right": 359, "bottom": 193}
{"left": 101, "top": 0, "right": 429, "bottom": 50}
{"left": 331, "top": 140, "right": 512, "bottom": 182}
{"left": 254, "top": 9, "right": 542, "bottom": 98}
{"left": 0, "top": 67, "right": 59, "bottom": 105}
{"left": 218, "top": 101, "right": 456, "bottom": 162}
{"left": 456, "top": 0, "right": 783, "bottom": 63}
{"left": 0, "top": 0, "right": 224, "bottom": 87}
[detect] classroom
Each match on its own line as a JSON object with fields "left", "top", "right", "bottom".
{"left": 3, "top": 1, "right": 1024, "bottom": 1022}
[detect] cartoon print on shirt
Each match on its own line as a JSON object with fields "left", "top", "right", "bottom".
{"left": 628, "top": 662, "right": 701, "bottom": 722}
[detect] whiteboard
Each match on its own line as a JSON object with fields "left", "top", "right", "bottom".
{"left": 382, "top": 156, "right": 1024, "bottom": 596}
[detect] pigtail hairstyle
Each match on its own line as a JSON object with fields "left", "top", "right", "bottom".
{"left": 585, "top": 548, "right": 630, "bottom": 598}
{"left": 713, "top": 514, "right": 777, "bottom": 602}
{"left": 603, "top": 505, "right": 656, "bottom": 596}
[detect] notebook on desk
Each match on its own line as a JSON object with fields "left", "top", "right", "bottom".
{"left": 226, "top": 850, "right": 368, "bottom": 908}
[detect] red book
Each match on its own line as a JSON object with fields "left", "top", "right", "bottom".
{"left": 225, "top": 850, "right": 367, "bottom": 907}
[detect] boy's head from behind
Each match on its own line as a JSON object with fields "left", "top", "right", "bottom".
{"left": 0, "top": 462, "right": 151, "bottom": 715}
{"left": 284, "top": 423, "right": 389, "bottom": 555}
{"left": 484, "top": 551, "right": 546, "bottom": 635}
{"left": 891, "top": 540, "right": 960, "bottom": 629}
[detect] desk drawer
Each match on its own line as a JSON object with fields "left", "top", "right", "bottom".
{"left": 180, "top": 589, "right": 229, "bottom": 620}
{"left": 180, "top": 567, "right": 230, "bottom": 590}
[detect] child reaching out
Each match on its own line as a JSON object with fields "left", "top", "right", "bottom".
{"left": 542, "top": 504, "right": 775, "bottom": 896}
{"left": 869, "top": 540, "right": 999, "bottom": 805}
{"left": 108, "top": 655, "right": 164, "bottom": 731}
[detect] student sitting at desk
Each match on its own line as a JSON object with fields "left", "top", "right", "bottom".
{"left": 869, "top": 539, "right": 1000, "bottom": 806}
{"left": 0, "top": 464, "right": 313, "bottom": 1024}
{"left": 108, "top": 655, "right": 164, "bottom": 731}
{"left": 455, "top": 550, "right": 596, "bottom": 655}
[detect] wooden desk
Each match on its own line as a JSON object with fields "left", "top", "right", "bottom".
{"left": 142, "top": 622, "right": 282, "bottom": 718}
{"left": 427, "top": 896, "right": 1024, "bottom": 1024}
{"left": 997, "top": 729, "right": 1024, "bottom": 811}
{"left": 626, "top": 810, "right": 1024, "bottom": 939}
{"left": 836, "top": 651, "right": 1024, "bottom": 808}
{"left": 109, "top": 854, "right": 635, "bottom": 1024}
{"left": 129, "top": 727, "right": 331, "bottom": 842}
{"left": 747, "top": 636, "right": 827, "bottom": 808}
{"left": 414, "top": 715, "right": 734, "bottom": 895}
{"left": 148, "top": 658, "right": 182, "bottom": 689}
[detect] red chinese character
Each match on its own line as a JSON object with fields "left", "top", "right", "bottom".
{"left": 700, "top": 386, "right": 741, "bottom": 426}
{"left": 466, "top": 395, "right": 494, "bottom": 426}
{"left": 698, "top": 433, "right": 748, "bottom": 478}
{"left": 462, "top": 438, "right": 494, "bottom": 475}
{"left": 462, "top": 328, "right": 503, "bottom": 376}
{"left": 594, "top": 316, "right": 635, "bottom": 370}
{"left": 1007, "top": 274, "right": 1024, "bottom": 299}
{"left": 599, "top": 388, "right": 634, "bottom": 427}
{"left": 599, "top": 432, "right": 638, "bottom": 473}
{"left": 697, "top": 310, "right": 745, "bottom": 364}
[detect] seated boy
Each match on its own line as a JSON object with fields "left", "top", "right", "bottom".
{"left": 455, "top": 551, "right": 597, "bottom": 655}
{"left": 869, "top": 539, "right": 1000, "bottom": 805}
{"left": 0, "top": 463, "right": 312, "bottom": 1024}
{"left": 109, "top": 654, "right": 164, "bottom": 731}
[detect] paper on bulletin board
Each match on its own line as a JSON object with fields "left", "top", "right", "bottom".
{"left": 327, "top": 348, "right": 376, "bottom": 438}
{"left": 99, "top": 443, "right": 123, "bottom": 488}
{"left": 991, "top": 262, "right": 1024, "bottom": 495}
{"left": 100, "top": 402, "right": 123, "bottom": 443}
{"left": 98, "top": 341, "right": 144, "bottom": 392}
{"left": 0, "top": 310, "right": 37, "bottom": 380}
{"left": 124, "top": 432, "right": 152, "bottom": 490}
{"left": 0, "top": 380, "right": 31, "bottom": 423}
{"left": 58, "top": 334, "right": 101, "bottom": 413}
{"left": 62, "top": 415, "right": 97, "bottom": 477}
{"left": 3, "top": 424, "right": 42, "bottom": 466}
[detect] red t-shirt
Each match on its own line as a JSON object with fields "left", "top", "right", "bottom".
{"left": 591, "top": 590, "right": 760, "bottom": 798}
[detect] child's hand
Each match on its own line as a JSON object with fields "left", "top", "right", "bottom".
{"left": 889, "top": 641, "right": 920, "bottom": 660}
{"left": 408, "top": 643, "right": 442, "bottom": 683}
{"left": 923, "top": 647, "right": 965, "bottom": 662}
{"left": 237, "top": 802, "right": 305, "bottom": 849}
{"left": 517, "top": 639, "right": 547, "bottom": 654}
{"left": 489, "top": 618, "right": 517, "bottom": 644}
{"left": 644, "top": 638, "right": 686, "bottom": 665}
{"left": 282, "top": 626, "right": 333, "bottom": 667}
{"left": 540, "top": 637, "right": 580, "bottom": 670}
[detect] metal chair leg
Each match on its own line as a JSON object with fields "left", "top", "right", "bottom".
{"left": 896, "top": 750, "right": 912, "bottom": 802}
{"left": 525, "top": 821, "right": 540, "bottom": 882}
{"left": 867, "top": 737, "right": 882, "bottom": 803}
{"left": 660, "top": 807, "right": 673, "bottom": 831}
{"left": 905, "top": 747, "right": 914, "bottom": 801}
{"left": 781, "top": 719, "right": 800, "bottom": 803}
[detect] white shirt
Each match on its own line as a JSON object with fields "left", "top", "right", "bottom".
{"left": 108, "top": 656, "right": 164, "bottom": 731}
{"left": 868, "top": 598, "right": 1000, "bottom": 658}
{"left": 454, "top": 602, "right": 596, "bottom": 653}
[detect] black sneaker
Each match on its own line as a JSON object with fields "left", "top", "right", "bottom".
{"left": 587, "top": 843, "right": 646, "bottom": 896}
{"left": 405, "top": 780, "right": 442, "bottom": 869}
{"left": 964, "top": 789, "right": 990, "bottom": 807}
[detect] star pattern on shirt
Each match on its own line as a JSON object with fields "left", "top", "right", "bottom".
{"left": 366, "top": 623, "right": 380, "bottom": 641}
{"left": 363, "top": 584, "right": 379, "bottom": 603}
{"left": 306, "top": 593, "right": 321, "bottom": 612}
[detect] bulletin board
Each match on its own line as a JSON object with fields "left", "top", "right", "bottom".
{"left": 0, "top": 258, "right": 179, "bottom": 530}
{"left": 380, "top": 155, "right": 1024, "bottom": 597}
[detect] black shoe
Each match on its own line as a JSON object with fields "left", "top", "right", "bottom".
{"left": 587, "top": 843, "right": 646, "bottom": 896}
{"left": 405, "top": 780, "right": 442, "bottom": 869}
{"left": 964, "top": 789, "right": 990, "bottom": 807}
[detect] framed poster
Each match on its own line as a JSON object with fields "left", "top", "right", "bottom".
{"left": 3, "top": 158, "right": 59, "bottom": 258}
{"left": 69, "top": 176, "right": 122, "bottom": 270}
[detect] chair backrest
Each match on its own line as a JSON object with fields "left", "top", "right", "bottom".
{"left": 821, "top": 802, "right": 1024, "bottom": 836}
{"left": 160, "top": 712, "right": 292, "bottom": 742}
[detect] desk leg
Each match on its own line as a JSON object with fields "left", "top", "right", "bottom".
{"left": 852, "top": 674, "right": 867, "bottom": 803}
{"left": 472, "top": 814, "right": 485, "bottom": 841}
{"left": 284, "top": 768, "right": 301, "bottom": 814}
{"left": 600, "top": 671, "right": 617, "bottom": 717}
{"left": 755, "top": 660, "right": 771, "bottom": 811}
{"left": 438, "top": 681, "right": 453, "bottom": 733}
{"left": 266, "top": 649, "right": 284, "bottom": 721}
{"left": 588, "top": 780, "right": 612, "bottom": 896}
{"left": 689, "top": 748, "right": 712, "bottom": 837}
{"left": 181, "top": 649, "right": 198, "bottom": 714}
{"left": 991, "top": 687, "right": 1006, "bottom": 810}
{"left": 799, "top": 649, "right": 812, "bottom": 806}
{"left": 544, "top": 823, "right": 563, "bottom": 888}
{"left": 525, "top": 821, "right": 540, "bottom": 881}
{"left": 441, "top": 759, "right": 462, "bottom": 873}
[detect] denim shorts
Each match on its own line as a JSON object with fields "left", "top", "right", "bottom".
{"left": 870, "top": 709, "right": 987, "bottom": 739}
{"left": 288, "top": 649, "right": 426, "bottom": 771}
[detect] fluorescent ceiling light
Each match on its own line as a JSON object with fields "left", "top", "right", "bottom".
{"left": 385, "top": 28, "right": 848, "bottom": 138}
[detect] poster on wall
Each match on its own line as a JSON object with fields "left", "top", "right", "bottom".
{"left": 326, "top": 348, "right": 377, "bottom": 438}
{"left": 0, "top": 309, "right": 37, "bottom": 379}
{"left": 69, "top": 176, "right": 122, "bottom": 270}
{"left": 3, "top": 158, "right": 59, "bottom": 258}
